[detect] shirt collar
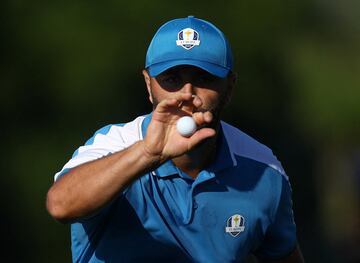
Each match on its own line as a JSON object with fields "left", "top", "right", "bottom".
{"left": 141, "top": 113, "right": 235, "bottom": 178}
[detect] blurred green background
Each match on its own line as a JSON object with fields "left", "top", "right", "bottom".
{"left": 2, "top": 0, "right": 359, "bottom": 262}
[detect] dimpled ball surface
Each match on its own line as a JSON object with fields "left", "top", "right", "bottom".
{"left": 176, "top": 116, "right": 197, "bottom": 137}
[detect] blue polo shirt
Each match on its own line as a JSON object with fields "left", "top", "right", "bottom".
{"left": 56, "top": 114, "right": 297, "bottom": 263}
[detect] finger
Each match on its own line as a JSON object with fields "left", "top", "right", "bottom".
{"left": 179, "top": 94, "right": 204, "bottom": 114}
{"left": 203, "top": 111, "right": 213, "bottom": 123}
{"left": 192, "top": 95, "right": 203, "bottom": 109}
{"left": 192, "top": 111, "right": 213, "bottom": 126}
{"left": 156, "top": 93, "right": 193, "bottom": 113}
{"left": 155, "top": 98, "right": 178, "bottom": 113}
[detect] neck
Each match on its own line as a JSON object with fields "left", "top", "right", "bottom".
{"left": 172, "top": 124, "right": 221, "bottom": 179}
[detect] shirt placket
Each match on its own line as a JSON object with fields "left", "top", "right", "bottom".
{"left": 182, "top": 170, "right": 216, "bottom": 225}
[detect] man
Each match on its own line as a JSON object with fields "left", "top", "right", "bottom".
{"left": 47, "top": 16, "right": 304, "bottom": 263}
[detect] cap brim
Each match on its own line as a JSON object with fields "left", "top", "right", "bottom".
{"left": 147, "top": 60, "right": 230, "bottom": 78}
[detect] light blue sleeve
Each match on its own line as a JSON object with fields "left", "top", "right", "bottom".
{"left": 54, "top": 124, "right": 124, "bottom": 181}
{"left": 255, "top": 176, "right": 297, "bottom": 260}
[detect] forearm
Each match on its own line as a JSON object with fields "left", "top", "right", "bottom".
{"left": 46, "top": 140, "right": 160, "bottom": 223}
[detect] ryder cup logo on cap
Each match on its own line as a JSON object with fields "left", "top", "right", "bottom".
{"left": 176, "top": 28, "right": 200, "bottom": 50}
{"left": 145, "top": 16, "right": 233, "bottom": 78}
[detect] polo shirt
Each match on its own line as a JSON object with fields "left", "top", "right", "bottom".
{"left": 54, "top": 113, "right": 297, "bottom": 263}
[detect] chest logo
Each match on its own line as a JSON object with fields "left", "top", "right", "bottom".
{"left": 225, "top": 214, "right": 245, "bottom": 237}
{"left": 176, "top": 28, "right": 200, "bottom": 50}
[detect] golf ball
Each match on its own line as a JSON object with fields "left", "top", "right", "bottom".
{"left": 176, "top": 116, "right": 197, "bottom": 137}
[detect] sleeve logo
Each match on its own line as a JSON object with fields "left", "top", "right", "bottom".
{"left": 225, "top": 214, "right": 245, "bottom": 237}
{"left": 176, "top": 28, "right": 200, "bottom": 50}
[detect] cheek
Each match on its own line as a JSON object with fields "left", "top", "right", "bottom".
{"left": 150, "top": 90, "right": 166, "bottom": 106}
{"left": 149, "top": 81, "right": 166, "bottom": 105}
{"left": 149, "top": 89, "right": 162, "bottom": 108}
{"left": 198, "top": 90, "right": 223, "bottom": 109}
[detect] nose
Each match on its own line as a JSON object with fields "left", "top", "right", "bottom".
{"left": 179, "top": 83, "right": 196, "bottom": 113}
{"left": 181, "top": 82, "right": 194, "bottom": 95}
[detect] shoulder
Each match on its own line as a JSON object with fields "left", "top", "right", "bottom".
{"left": 54, "top": 115, "right": 146, "bottom": 181}
{"left": 89, "top": 115, "right": 146, "bottom": 143}
{"left": 220, "top": 121, "right": 287, "bottom": 179}
{"left": 76, "top": 115, "right": 146, "bottom": 156}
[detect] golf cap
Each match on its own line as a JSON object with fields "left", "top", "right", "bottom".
{"left": 145, "top": 16, "right": 233, "bottom": 78}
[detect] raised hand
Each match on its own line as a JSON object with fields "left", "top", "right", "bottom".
{"left": 143, "top": 92, "right": 216, "bottom": 163}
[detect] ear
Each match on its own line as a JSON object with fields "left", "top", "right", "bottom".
{"left": 142, "top": 69, "right": 153, "bottom": 104}
{"left": 225, "top": 72, "right": 237, "bottom": 105}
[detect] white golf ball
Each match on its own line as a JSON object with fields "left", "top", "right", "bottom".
{"left": 176, "top": 116, "right": 197, "bottom": 137}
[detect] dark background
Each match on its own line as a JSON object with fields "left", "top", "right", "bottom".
{"left": 1, "top": 0, "right": 359, "bottom": 262}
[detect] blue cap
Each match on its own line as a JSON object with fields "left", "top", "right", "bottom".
{"left": 145, "top": 16, "right": 233, "bottom": 78}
